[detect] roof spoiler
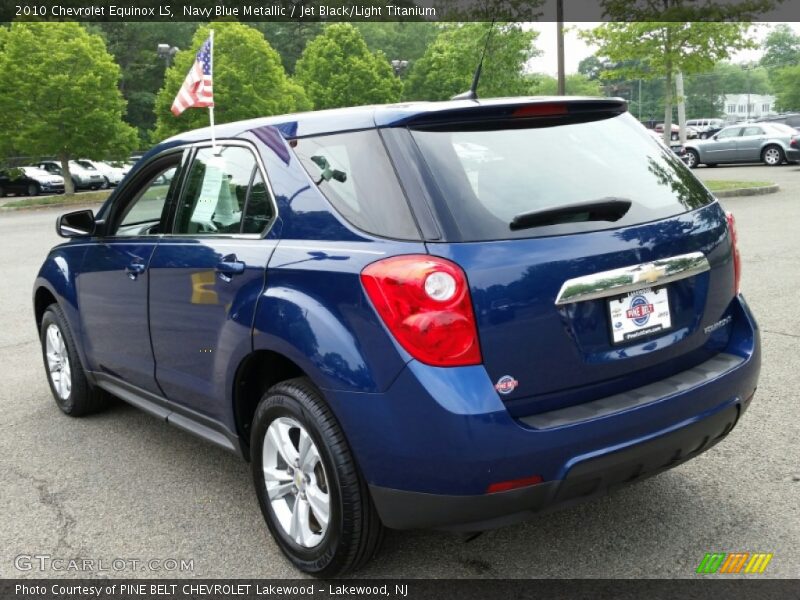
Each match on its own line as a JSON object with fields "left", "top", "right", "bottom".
{"left": 394, "top": 98, "right": 628, "bottom": 129}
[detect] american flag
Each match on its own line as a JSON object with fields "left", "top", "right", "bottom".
{"left": 171, "top": 36, "right": 214, "bottom": 116}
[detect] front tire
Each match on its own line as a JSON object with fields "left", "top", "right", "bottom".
{"left": 762, "top": 145, "right": 784, "bottom": 166}
{"left": 27, "top": 183, "right": 40, "bottom": 196}
{"left": 685, "top": 149, "right": 700, "bottom": 169}
{"left": 251, "top": 377, "right": 384, "bottom": 576}
{"left": 40, "top": 304, "right": 108, "bottom": 416}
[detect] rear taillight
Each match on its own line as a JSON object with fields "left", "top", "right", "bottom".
{"left": 791, "top": 136, "right": 799, "bottom": 149}
{"left": 726, "top": 211, "right": 741, "bottom": 295}
{"left": 361, "top": 255, "right": 482, "bottom": 367}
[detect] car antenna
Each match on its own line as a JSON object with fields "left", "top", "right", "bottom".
{"left": 451, "top": 19, "right": 497, "bottom": 102}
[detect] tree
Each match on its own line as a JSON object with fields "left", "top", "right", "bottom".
{"left": 294, "top": 24, "right": 402, "bottom": 110}
{"left": 528, "top": 73, "right": 603, "bottom": 96}
{"left": 0, "top": 22, "right": 137, "bottom": 194}
{"left": 581, "top": 0, "right": 771, "bottom": 143}
{"left": 355, "top": 22, "right": 439, "bottom": 67}
{"left": 760, "top": 24, "right": 800, "bottom": 73}
{"left": 255, "top": 22, "right": 324, "bottom": 73}
{"left": 772, "top": 65, "right": 800, "bottom": 111}
{"left": 404, "top": 23, "right": 539, "bottom": 101}
{"left": 153, "top": 23, "right": 310, "bottom": 140}
{"left": 90, "top": 23, "right": 197, "bottom": 143}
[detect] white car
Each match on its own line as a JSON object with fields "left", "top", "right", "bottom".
{"left": 76, "top": 159, "right": 126, "bottom": 186}
{"left": 37, "top": 160, "right": 107, "bottom": 190}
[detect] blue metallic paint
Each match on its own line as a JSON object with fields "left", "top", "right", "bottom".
{"left": 33, "top": 99, "right": 760, "bottom": 527}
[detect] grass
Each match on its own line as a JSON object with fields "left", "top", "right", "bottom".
{"left": 2, "top": 190, "right": 111, "bottom": 209}
{"left": 704, "top": 180, "right": 773, "bottom": 192}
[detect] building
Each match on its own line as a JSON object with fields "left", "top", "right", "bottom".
{"left": 723, "top": 94, "right": 777, "bottom": 122}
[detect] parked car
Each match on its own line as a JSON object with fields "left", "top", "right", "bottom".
{"left": 646, "top": 129, "right": 691, "bottom": 164}
{"left": 686, "top": 118, "right": 725, "bottom": 139}
{"left": 754, "top": 112, "right": 800, "bottom": 129}
{"left": 76, "top": 159, "right": 125, "bottom": 187}
{"left": 34, "top": 98, "right": 760, "bottom": 576}
{"left": 684, "top": 122, "right": 800, "bottom": 168}
{"left": 36, "top": 160, "right": 106, "bottom": 190}
{"left": 654, "top": 122, "right": 699, "bottom": 140}
{"left": 0, "top": 166, "right": 64, "bottom": 197}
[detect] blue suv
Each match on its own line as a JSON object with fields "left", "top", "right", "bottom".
{"left": 34, "top": 98, "right": 760, "bottom": 576}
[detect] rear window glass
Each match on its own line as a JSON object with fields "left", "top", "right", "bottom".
{"left": 410, "top": 112, "right": 715, "bottom": 241}
{"left": 293, "top": 130, "right": 420, "bottom": 240}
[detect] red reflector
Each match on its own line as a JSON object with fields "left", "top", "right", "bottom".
{"left": 512, "top": 104, "right": 568, "bottom": 118}
{"left": 486, "top": 475, "right": 544, "bottom": 494}
{"left": 726, "top": 211, "right": 741, "bottom": 295}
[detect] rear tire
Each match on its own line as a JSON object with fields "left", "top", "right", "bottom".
{"left": 762, "top": 145, "right": 784, "bottom": 166}
{"left": 251, "top": 377, "right": 384, "bottom": 576}
{"left": 0, "top": 185, "right": 5, "bottom": 197}
{"left": 40, "top": 304, "right": 108, "bottom": 417}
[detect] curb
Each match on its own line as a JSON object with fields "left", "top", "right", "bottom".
{"left": 713, "top": 184, "right": 780, "bottom": 198}
{"left": 0, "top": 199, "right": 105, "bottom": 212}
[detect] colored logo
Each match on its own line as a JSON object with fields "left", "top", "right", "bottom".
{"left": 696, "top": 552, "right": 773, "bottom": 574}
{"left": 495, "top": 375, "right": 519, "bottom": 395}
{"left": 626, "top": 295, "right": 654, "bottom": 326}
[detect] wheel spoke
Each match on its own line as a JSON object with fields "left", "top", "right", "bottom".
{"left": 290, "top": 497, "right": 314, "bottom": 546}
{"left": 306, "top": 485, "right": 329, "bottom": 529}
{"left": 297, "top": 429, "right": 312, "bottom": 466}
{"left": 267, "top": 480, "right": 294, "bottom": 501}
{"left": 300, "top": 437, "right": 319, "bottom": 472}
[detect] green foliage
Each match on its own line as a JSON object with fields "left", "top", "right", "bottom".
{"left": 153, "top": 22, "right": 309, "bottom": 141}
{"left": 294, "top": 24, "right": 402, "bottom": 110}
{"left": 0, "top": 22, "right": 137, "bottom": 179}
{"left": 255, "top": 22, "right": 324, "bottom": 73}
{"left": 772, "top": 65, "right": 800, "bottom": 112}
{"left": 528, "top": 73, "right": 603, "bottom": 96}
{"left": 760, "top": 24, "right": 800, "bottom": 72}
{"left": 355, "top": 22, "right": 439, "bottom": 67}
{"left": 90, "top": 23, "right": 197, "bottom": 143}
{"left": 404, "top": 23, "right": 539, "bottom": 101}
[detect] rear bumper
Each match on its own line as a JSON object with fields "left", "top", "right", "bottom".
{"left": 786, "top": 147, "right": 800, "bottom": 161}
{"left": 325, "top": 296, "right": 760, "bottom": 530}
{"left": 370, "top": 399, "right": 745, "bottom": 531}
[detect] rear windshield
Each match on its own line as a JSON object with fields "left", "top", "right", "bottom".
{"left": 410, "top": 112, "right": 715, "bottom": 241}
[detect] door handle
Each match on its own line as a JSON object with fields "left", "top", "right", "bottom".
{"left": 216, "top": 254, "right": 245, "bottom": 281}
{"left": 125, "top": 260, "right": 146, "bottom": 280}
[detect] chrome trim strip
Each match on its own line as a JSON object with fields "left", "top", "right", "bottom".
{"left": 554, "top": 251, "right": 710, "bottom": 306}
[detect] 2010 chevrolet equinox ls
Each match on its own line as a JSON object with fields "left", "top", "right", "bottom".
{"left": 34, "top": 98, "right": 760, "bottom": 576}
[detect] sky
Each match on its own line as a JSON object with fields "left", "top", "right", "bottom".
{"left": 525, "top": 22, "right": 800, "bottom": 76}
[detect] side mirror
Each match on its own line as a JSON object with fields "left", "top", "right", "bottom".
{"left": 56, "top": 209, "right": 97, "bottom": 238}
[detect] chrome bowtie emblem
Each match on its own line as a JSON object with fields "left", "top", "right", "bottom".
{"left": 633, "top": 263, "right": 667, "bottom": 285}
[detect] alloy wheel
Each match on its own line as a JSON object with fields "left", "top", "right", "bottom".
{"left": 262, "top": 417, "right": 330, "bottom": 548}
{"left": 764, "top": 147, "right": 782, "bottom": 166}
{"left": 45, "top": 324, "right": 71, "bottom": 400}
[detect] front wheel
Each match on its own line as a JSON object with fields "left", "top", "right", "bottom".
{"left": 27, "top": 183, "right": 40, "bottom": 196}
{"left": 762, "top": 145, "right": 784, "bottom": 166}
{"left": 684, "top": 149, "right": 700, "bottom": 169}
{"left": 251, "top": 377, "right": 384, "bottom": 576}
{"left": 40, "top": 304, "right": 108, "bottom": 416}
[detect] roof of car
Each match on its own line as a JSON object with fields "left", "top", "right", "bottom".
{"left": 161, "top": 96, "right": 624, "bottom": 145}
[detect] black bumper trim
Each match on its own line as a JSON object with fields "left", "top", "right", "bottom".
{"left": 370, "top": 403, "right": 741, "bottom": 531}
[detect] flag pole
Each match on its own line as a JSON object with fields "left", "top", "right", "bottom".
{"left": 209, "top": 29, "right": 217, "bottom": 154}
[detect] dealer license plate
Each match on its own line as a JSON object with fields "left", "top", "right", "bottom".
{"left": 608, "top": 287, "right": 672, "bottom": 345}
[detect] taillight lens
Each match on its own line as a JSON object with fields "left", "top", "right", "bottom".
{"left": 361, "top": 255, "right": 482, "bottom": 367}
{"left": 726, "top": 211, "right": 741, "bottom": 294}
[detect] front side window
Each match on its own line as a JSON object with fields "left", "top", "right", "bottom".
{"left": 717, "top": 127, "right": 742, "bottom": 139}
{"left": 115, "top": 165, "right": 177, "bottom": 236}
{"left": 293, "top": 130, "right": 420, "bottom": 240}
{"left": 173, "top": 145, "right": 274, "bottom": 235}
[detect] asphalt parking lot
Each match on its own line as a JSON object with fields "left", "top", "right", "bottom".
{"left": 0, "top": 163, "right": 797, "bottom": 579}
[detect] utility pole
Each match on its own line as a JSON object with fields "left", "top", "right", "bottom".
{"left": 676, "top": 71, "right": 686, "bottom": 144}
{"left": 556, "top": 0, "right": 565, "bottom": 95}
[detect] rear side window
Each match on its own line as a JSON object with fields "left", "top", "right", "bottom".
{"left": 410, "top": 112, "right": 716, "bottom": 241}
{"left": 292, "top": 130, "right": 420, "bottom": 240}
{"left": 174, "top": 145, "right": 274, "bottom": 235}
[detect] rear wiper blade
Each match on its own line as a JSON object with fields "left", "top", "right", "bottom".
{"left": 509, "top": 197, "right": 632, "bottom": 231}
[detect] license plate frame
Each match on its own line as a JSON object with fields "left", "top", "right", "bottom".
{"left": 608, "top": 286, "right": 673, "bottom": 345}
